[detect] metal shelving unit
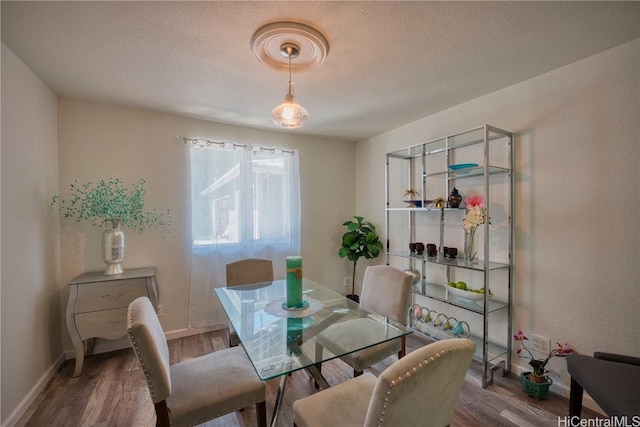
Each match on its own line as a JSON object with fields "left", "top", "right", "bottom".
{"left": 385, "top": 124, "right": 514, "bottom": 388}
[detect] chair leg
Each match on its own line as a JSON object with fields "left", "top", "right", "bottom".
{"left": 229, "top": 329, "right": 241, "bottom": 347}
{"left": 154, "top": 400, "right": 170, "bottom": 427}
{"left": 314, "top": 342, "right": 324, "bottom": 388}
{"left": 256, "top": 401, "right": 267, "bottom": 427}
{"left": 398, "top": 336, "right": 406, "bottom": 359}
{"left": 569, "top": 377, "right": 584, "bottom": 417}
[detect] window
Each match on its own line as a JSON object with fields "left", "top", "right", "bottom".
{"left": 190, "top": 145, "right": 299, "bottom": 248}
{"left": 187, "top": 141, "right": 301, "bottom": 329}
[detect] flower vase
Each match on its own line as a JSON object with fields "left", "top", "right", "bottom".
{"left": 102, "top": 219, "right": 125, "bottom": 275}
{"left": 464, "top": 228, "right": 477, "bottom": 263}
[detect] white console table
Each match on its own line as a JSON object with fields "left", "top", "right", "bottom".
{"left": 66, "top": 267, "right": 158, "bottom": 377}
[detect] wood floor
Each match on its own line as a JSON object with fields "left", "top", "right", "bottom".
{"left": 18, "top": 331, "right": 601, "bottom": 427}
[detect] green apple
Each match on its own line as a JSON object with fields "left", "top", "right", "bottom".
{"left": 456, "top": 281, "right": 467, "bottom": 290}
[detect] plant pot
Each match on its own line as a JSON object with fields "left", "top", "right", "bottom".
{"left": 520, "top": 372, "right": 552, "bottom": 400}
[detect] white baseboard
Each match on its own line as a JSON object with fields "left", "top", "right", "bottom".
{"left": 1, "top": 354, "right": 64, "bottom": 427}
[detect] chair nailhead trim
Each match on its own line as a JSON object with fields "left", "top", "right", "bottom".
{"left": 376, "top": 341, "right": 474, "bottom": 427}
{"left": 127, "top": 314, "right": 159, "bottom": 401}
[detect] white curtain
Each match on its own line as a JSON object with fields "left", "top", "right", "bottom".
{"left": 186, "top": 140, "right": 301, "bottom": 329}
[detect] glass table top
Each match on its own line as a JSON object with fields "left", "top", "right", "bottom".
{"left": 215, "top": 278, "right": 412, "bottom": 380}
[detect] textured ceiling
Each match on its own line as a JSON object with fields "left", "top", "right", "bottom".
{"left": 2, "top": 1, "right": 639, "bottom": 142}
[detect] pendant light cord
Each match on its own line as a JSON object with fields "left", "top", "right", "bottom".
{"left": 287, "top": 46, "right": 293, "bottom": 96}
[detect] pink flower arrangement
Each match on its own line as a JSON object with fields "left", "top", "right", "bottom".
{"left": 462, "top": 195, "right": 488, "bottom": 233}
{"left": 514, "top": 330, "right": 575, "bottom": 383}
{"left": 465, "top": 194, "right": 485, "bottom": 209}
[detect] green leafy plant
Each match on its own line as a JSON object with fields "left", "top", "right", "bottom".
{"left": 52, "top": 178, "right": 171, "bottom": 232}
{"left": 338, "top": 216, "right": 384, "bottom": 300}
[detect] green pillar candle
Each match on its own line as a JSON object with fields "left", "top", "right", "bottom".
{"left": 286, "top": 256, "right": 303, "bottom": 308}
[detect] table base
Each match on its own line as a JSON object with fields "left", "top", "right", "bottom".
{"left": 269, "top": 364, "right": 330, "bottom": 427}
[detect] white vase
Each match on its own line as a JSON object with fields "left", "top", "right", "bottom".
{"left": 102, "top": 219, "right": 125, "bottom": 275}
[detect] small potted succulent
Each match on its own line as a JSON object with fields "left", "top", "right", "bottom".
{"left": 514, "top": 330, "right": 575, "bottom": 399}
{"left": 403, "top": 189, "right": 422, "bottom": 207}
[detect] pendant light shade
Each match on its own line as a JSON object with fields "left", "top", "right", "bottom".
{"left": 271, "top": 81, "right": 309, "bottom": 128}
{"left": 271, "top": 43, "right": 309, "bottom": 129}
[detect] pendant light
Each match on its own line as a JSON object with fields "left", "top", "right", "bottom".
{"left": 271, "top": 43, "right": 309, "bottom": 129}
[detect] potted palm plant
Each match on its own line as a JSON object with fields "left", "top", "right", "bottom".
{"left": 338, "top": 216, "right": 383, "bottom": 302}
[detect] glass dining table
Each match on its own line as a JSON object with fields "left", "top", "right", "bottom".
{"left": 215, "top": 277, "right": 412, "bottom": 427}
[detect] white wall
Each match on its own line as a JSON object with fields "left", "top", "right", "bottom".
{"left": 356, "top": 39, "right": 640, "bottom": 400}
{"left": 1, "top": 44, "right": 61, "bottom": 426}
{"left": 56, "top": 99, "right": 357, "bottom": 350}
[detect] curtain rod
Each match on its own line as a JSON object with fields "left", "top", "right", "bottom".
{"left": 175, "top": 136, "right": 296, "bottom": 156}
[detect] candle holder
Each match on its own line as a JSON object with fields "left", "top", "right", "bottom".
{"left": 284, "top": 256, "right": 307, "bottom": 310}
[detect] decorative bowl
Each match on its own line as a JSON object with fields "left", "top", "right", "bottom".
{"left": 444, "top": 284, "right": 487, "bottom": 301}
{"left": 448, "top": 163, "right": 479, "bottom": 171}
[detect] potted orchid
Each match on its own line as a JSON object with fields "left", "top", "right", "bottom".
{"left": 462, "top": 194, "right": 488, "bottom": 262}
{"left": 514, "top": 330, "right": 575, "bottom": 399}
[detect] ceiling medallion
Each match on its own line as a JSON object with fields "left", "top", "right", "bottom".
{"left": 250, "top": 21, "right": 329, "bottom": 73}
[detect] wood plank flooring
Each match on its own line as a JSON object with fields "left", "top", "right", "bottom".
{"left": 17, "top": 331, "right": 602, "bottom": 427}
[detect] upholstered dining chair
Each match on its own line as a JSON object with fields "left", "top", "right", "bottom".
{"left": 225, "top": 258, "right": 274, "bottom": 346}
{"left": 127, "top": 297, "right": 267, "bottom": 427}
{"left": 294, "top": 338, "right": 476, "bottom": 427}
{"left": 316, "top": 265, "right": 413, "bottom": 377}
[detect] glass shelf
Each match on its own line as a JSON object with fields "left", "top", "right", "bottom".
{"left": 411, "top": 323, "right": 509, "bottom": 364}
{"left": 411, "top": 281, "right": 508, "bottom": 314}
{"left": 386, "top": 125, "right": 510, "bottom": 159}
{"left": 386, "top": 206, "right": 465, "bottom": 212}
{"left": 388, "top": 251, "right": 510, "bottom": 271}
{"left": 424, "top": 165, "right": 511, "bottom": 179}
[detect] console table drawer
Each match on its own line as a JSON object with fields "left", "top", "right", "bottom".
{"left": 75, "top": 279, "right": 149, "bottom": 313}
{"left": 75, "top": 307, "right": 129, "bottom": 340}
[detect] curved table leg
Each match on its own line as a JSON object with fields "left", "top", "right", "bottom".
{"left": 71, "top": 338, "right": 85, "bottom": 377}
{"left": 67, "top": 286, "right": 85, "bottom": 377}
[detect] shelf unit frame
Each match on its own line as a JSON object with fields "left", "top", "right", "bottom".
{"left": 384, "top": 124, "right": 514, "bottom": 388}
